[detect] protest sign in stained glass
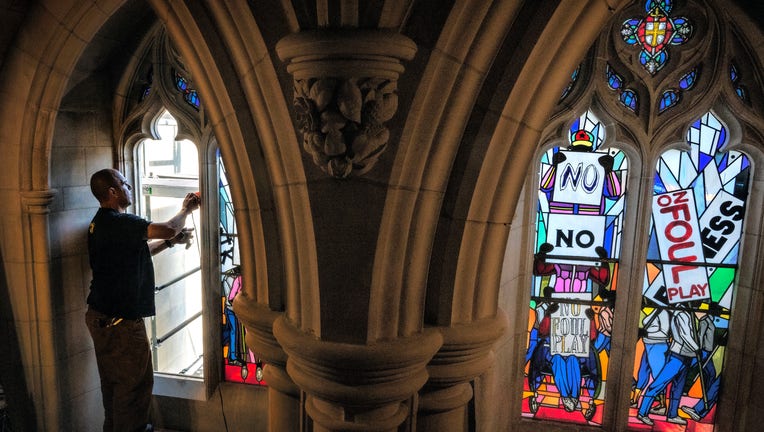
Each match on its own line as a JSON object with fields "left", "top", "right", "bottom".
{"left": 522, "top": 110, "right": 628, "bottom": 426}
{"left": 629, "top": 112, "right": 749, "bottom": 429}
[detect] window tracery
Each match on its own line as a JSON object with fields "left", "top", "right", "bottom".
{"left": 518, "top": 1, "right": 763, "bottom": 429}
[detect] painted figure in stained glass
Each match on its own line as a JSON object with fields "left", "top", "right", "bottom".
{"left": 630, "top": 112, "right": 748, "bottom": 429}
{"left": 524, "top": 110, "right": 628, "bottom": 426}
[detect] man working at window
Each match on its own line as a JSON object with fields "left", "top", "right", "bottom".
{"left": 85, "top": 168, "right": 200, "bottom": 432}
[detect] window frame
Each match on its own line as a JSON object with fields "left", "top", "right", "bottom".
{"left": 124, "top": 108, "right": 225, "bottom": 401}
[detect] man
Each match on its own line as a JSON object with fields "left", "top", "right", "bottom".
{"left": 632, "top": 303, "right": 670, "bottom": 412}
{"left": 681, "top": 309, "right": 722, "bottom": 423}
{"left": 85, "top": 168, "right": 200, "bottom": 432}
{"left": 636, "top": 307, "right": 700, "bottom": 426}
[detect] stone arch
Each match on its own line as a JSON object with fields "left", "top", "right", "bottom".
{"left": 146, "top": 0, "right": 314, "bottom": 331}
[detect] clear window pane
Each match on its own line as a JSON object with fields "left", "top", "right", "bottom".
{"left": 136, "top": 111, "right": 203, "bottom": 378}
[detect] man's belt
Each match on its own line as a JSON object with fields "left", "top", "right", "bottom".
{"left": 96, "top": 317, "right": 141, "bottom": 328}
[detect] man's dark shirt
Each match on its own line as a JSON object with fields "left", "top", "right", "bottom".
{"left": 87, "top": 208, "right": 155, "bottom": 319}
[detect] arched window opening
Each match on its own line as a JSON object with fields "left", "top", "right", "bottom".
{"left": 117, "top": 25, "right": 268, "bottom": 400}
{"left": 630, "top": 111, "right": 751, "bottom": 428}
{"left": 511, "top": 1, "right": 763, "bottom": 430}
{"left": 136, "top": 111, "right": 203, "bottom": 378}
{"left": 523, "top": 109, "right": 629, "bottom": 426}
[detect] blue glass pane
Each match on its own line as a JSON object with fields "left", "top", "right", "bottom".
{"left": 735, "top": 86, "right": 748, "bottom": 101}
{"left": 175, "top": 73, "right": 188, "bottom": 92}
{"left": 607, "top": 64, "right": 623, "bottom": 90}
{"left": 560, "top": 65, "right": 581, "bottom": 100}
{"left": 621, "top": 90, "right": 638, "bottom": 112}
{"left": 678, "top": 69, "right": 697, "bottom": 89}
{"left": 185, "top": 90, "right": 200, "bottom": 109}
{"left": 658, "top": 90, "right": 679, "bottom": 112}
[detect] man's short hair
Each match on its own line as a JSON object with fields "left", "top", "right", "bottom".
{"left": 90, "top": 169, "right": 119, "bottom": 202}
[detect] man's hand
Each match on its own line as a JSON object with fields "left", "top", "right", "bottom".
{"left": 182, "top": 192, "right": 201, "bottom": 213}
{"left": 173, "top": 227, "right": 195, "bottom": 249}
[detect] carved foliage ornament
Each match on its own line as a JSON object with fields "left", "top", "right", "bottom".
{"left": 294, "top": 77, "right": 398, "bottom": 178}
{"left": 277, "top": 30, "right": 416, "bottom": 178}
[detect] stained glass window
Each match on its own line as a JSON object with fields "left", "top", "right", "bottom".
{"left": 174, "top": 70, "right": 201, "bottom": 110}
{"left": 141, "top": 66, "right": 153, "bottom": 101}
{"left": 523, "top": 109, "right": 628, "bottom": 426}
{"left": 629, "top": 111, "right": 750, "bottom": 429}
{"left": 658, "top": 90, "right": 679, "bottom": 112}
{"left": 560, "top": 65, "right": 581, "bottom": 101}
{"left": 621, "top": 0, "right": 693, "bottom": 74}
{"left": 730, "top": 63, "right": 749, "bottom": 103}
{"left": 621, "top": 90, "right": 638, "bottom": 112}
{"left": 606, "top": 64, "right": 638, "bottom": 113}
{"left": 219, "top": 151, "right": 266, "bottom": 386}
{"left": 678, "top": 69, "right": 697, "bottom": 90}
{"left": 658, "top": 68, "right": 699, "bottom": 113}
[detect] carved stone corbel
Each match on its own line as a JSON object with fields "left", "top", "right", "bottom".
{"left": 276, "top": 30, "right": 417, "bottom": 178}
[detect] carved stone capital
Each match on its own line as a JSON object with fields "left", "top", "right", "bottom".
{"left": 273, "top": 316, "right": 442, "bottom": 430}
{"left": 235, "top": 298, "right": 287, "bottom": 367}
{"left": 426, "top": 310, "right": 509, "bottom": 388}
{"left": 20, "top": 189, "right": 57, "bottom": 215}
{"left": 277, "top": 30, "right": 417, "bottom": 178}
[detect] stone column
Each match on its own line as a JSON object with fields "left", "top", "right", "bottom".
{"left": 236, "top": 300, "right": 302, "bottom": 432}
{"left": 417, "top": 311, "right": 508, "bottom": 431}
{"left": 274, "top": 317, "right": 442, "bottom": 431}
{"left": 19, "top": 189, "right": 60, "bottom": 430}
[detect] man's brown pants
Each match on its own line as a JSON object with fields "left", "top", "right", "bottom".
{"left": 86, "top": 308, "right": 153, "bottom": 432}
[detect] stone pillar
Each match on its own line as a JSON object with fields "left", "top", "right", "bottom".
{"left": 417, "top": 311, "right": 508, "bottom": 431}
{"left": 19, "top": 189, "right": 60, "bottom": 430}
{"left": 276, "top": 29, "right": 417, "bottom": 179}
{"left": 236, "top": 300, "right": 302, "bottom": 432}
{"left": 274, "top": 317, "right": 443, "bottom": 431}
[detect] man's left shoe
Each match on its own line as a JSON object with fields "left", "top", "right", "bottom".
{"left": 562, "top": 397, "right": 577, "bottom": 412}
{"left": 681, "top": 406, "right": 701, "bottom": 421}
{"left": 649, "top": 405, "right": 666, "bottom": 415}
{"left": 637, "top": 414, "right": 654, "bottom": 426}
{"left": 667, "top": 416, "right": 687, "bottom": 425}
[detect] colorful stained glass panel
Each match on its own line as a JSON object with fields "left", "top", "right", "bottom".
{"left": 523, "top": 110, "right": 629, "bottom": 426}
{"left": 219, "top": 152, "right": 266, "bottom": 386}
{"left": 629, "top": 112, "right": 750, "bottom": 430}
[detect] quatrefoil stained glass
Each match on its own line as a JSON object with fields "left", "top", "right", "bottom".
{"left": 621, "top": 0, "right": 693, "bottom": 75}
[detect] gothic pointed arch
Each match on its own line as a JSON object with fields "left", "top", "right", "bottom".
{"left": 496, "top": 1, "right": 764, "bottom": 430}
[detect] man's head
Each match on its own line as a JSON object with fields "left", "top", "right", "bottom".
{"left": 90, "top": 168, "right": 133, "bottom": 210}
